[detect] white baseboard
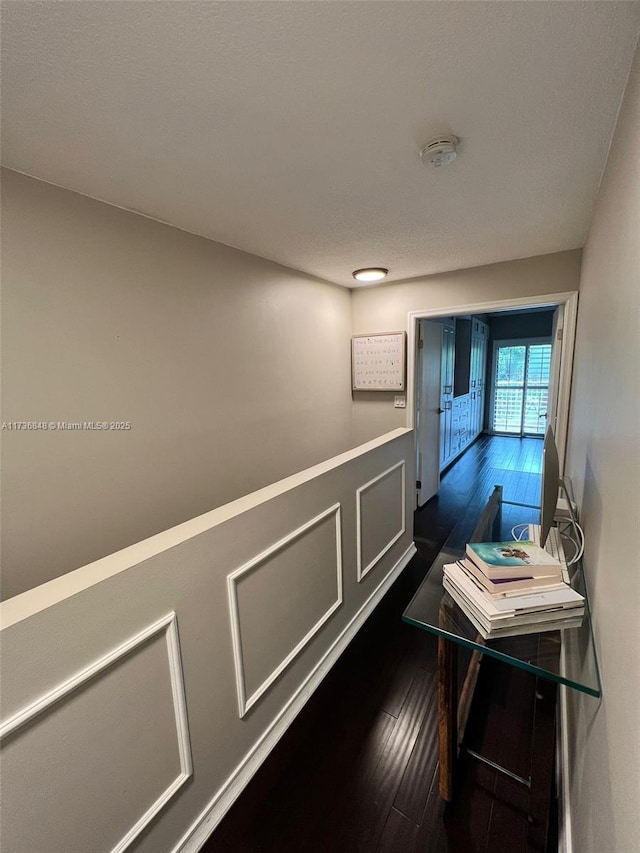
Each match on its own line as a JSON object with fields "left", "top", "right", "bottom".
{"left": 172, "top": 541, "right": 417, "bottom": 853}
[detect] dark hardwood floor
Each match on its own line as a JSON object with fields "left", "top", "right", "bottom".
{"left": 203, "top": 436, "right": 553, "bottom": 853}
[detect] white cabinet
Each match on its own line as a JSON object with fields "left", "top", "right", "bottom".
{"left": 469, "top": 318, "right": 488, "bottom": 439}
{"left": 439, "top": 317, "right": 488, "bottom": 471}
{"left": 451, "top": 394, "right": 471, "bottom": 459}
{"left": 439, "top": 321, "right": 455, "bottom": 467}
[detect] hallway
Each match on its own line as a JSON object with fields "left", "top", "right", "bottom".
{"left": 204, "top": 436, "right": 548, "bottom": 853}
{"left": 415, "top": 434, "right": 543, "bottom": 561}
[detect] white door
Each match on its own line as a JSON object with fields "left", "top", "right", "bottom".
{"left": 547, "top": 305, "right": 564, "bottom": 436}
{"left": 416, "top": 320, "right": 443, "bottom": 506}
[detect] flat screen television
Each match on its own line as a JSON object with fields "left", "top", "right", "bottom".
{"left": 540, "top": 425, "right": 560, "bottom": 547}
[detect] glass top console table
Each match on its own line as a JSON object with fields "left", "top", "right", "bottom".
{"left": 402, "top": 485, "right": 601, "bottom": 810}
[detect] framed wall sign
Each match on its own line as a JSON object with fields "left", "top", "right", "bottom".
{"left": 351, "top": 332, "right": 406, "bottom": 391}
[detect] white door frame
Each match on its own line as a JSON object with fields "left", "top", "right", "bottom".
{"left": 405, "top": 291, "right": 579, "bottom": 474}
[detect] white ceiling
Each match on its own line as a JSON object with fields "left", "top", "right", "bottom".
{"left": 2, "top": 2, "right": 639, "bottom": 288}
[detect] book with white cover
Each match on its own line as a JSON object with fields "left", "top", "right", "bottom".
{"left": 443, "top": 577, "right": 583, "bottom": 631}
{"left": 443, "top": 580, "right": 584, "bottom": 640}
{"left": 457, "top": 558, "right": 566, "bottom": 597}
{"left": 443, "top": 563, "right": 584, "bottom": 620}
{"left": 484, "top": 617, "right": 583, "bottom": 639}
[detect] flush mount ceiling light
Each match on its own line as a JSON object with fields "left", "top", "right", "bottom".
{"left": 352, "top": 268, "right": 389, "bottom": 283}
{"left": 420, "top": 134, "right": 459, "bottom": 168}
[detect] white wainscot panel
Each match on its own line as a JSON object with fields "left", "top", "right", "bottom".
{"left": 0, "top": 613, "right": 192, "bottom": 853}
{"left": 228, "top": 504, "right": 343, "bottom": 717}
{"left": 356, "top": 460, "right": 406, "bottom": 582}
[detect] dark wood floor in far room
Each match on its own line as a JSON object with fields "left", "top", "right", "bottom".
{"left": 203, "top": 436, "right": 554, "bottom": 853}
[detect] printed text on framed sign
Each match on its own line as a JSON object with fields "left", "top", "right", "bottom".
{"left": 352, "top": 332, "right": 406, "bottom": 391}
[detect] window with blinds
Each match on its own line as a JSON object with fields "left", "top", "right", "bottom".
{"left": 492, "top": 342, "right": 552, "bottom": 435}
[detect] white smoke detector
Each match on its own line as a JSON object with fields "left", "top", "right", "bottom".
{"left": 420, "top": 135, "right": 459, "bottom": 168}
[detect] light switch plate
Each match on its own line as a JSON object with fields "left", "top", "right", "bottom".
{"left": 394, "top": 396, "right": 406, "bottom": 409}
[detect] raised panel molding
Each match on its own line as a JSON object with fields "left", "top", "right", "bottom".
{"left": 173, "top": 542, "right": 417, "bottom": 853}
{"left": 227, "top": 503, "right": 343, "bottom": 718}
{"left": 356, "top": 460, "right": 406, "bottom": 582}
{"left": 0, "top": 612, "right": 193, "bottom": 853}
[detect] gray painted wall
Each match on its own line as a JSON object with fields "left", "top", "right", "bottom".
{"left": 1, "top": 170, "right": 354, "bottom": 598}
{"left": 0, "top": 430, "right": 415, "bottom": 853}
{"left": 486, "top": 310, "right": 554, "bottom": 341}
{"left": 564, "top": 43, "right": 640, "bottom": 853}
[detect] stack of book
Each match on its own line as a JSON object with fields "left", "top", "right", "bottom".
{"left": 443, "top": 539, "right": 584, "bottom": 639}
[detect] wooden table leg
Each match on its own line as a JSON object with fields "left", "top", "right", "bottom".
{"left": 458, "top": 649, "right": 482, "bottom": 737}
{"left": 527, "top": 677, "right": 557, "bottom": 851}
{"left": 438, "top": 635, "right": 458, "bottom": 801}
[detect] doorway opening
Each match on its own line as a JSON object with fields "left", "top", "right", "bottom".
{"left": 409, "top": 292, "right": 577, "bottom": 509}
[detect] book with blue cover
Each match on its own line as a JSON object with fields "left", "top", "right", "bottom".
{"left": 466, "top": 540, "right": 562, "bottom": 580}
